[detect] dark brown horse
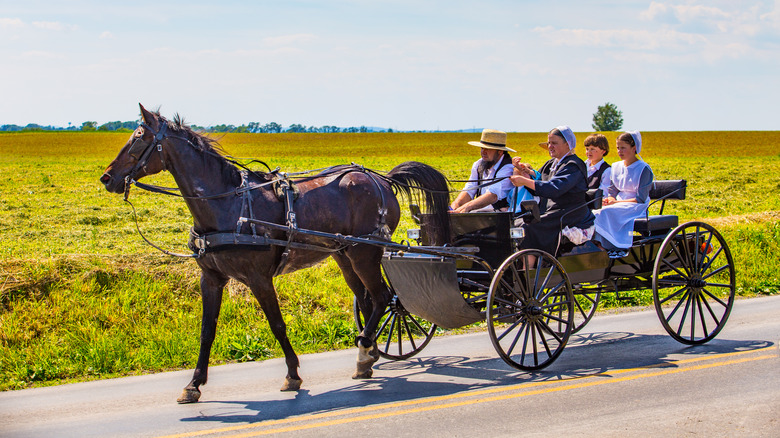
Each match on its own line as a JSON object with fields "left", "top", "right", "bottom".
{"left": 100, "top": 105, "right": 450, "bottom": 403}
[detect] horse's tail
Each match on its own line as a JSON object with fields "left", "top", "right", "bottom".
{"left": 386, "top": 161, "right": 451, "bottom": 245}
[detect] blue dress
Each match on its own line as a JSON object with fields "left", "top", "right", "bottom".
{"left": 507, "top": 169, "right": 540, "bottom": 213}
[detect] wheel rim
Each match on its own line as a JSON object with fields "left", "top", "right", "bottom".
{"left": 487, "top": 249, "right": 574, "bottom": 371}
{"left": 653, "top": 221, "right": 735, "bottom": 345}
{"left": 571, "top": 289, "right": 601, "bottom": 334}
{"left": 353, "top": 295, "right": 437, "bottom": 360}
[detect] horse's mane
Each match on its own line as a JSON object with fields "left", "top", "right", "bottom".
{"left": 167, "top": 113, "right": 226, "bottom": 155}
{"left": 154, "top": 111, "right": 270, "bottom": 182}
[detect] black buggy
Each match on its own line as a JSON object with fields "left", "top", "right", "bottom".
{"left": 353, "top": 180, "right": 736, "bottom": 371}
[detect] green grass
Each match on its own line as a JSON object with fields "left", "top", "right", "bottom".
{"left": 1, "top": 131, "right": 779, "bottom": 391}
{"left": 0, "top": 256, "right": 358, "bottom": 390}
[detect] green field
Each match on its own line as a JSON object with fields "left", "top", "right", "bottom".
{"left": 1, "top": 130, "right": 779, "bottom": 391}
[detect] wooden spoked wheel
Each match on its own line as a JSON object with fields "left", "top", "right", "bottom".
{"left": 353, "top": 294, "right": 437, "bottom": 360}
{"left": 487, "top": 249, "right": 574, "bottom": 371}
{"left": 570, "top": 288, "right": 601, "bottom": 334}
{"left": 652, "top": 221, "right": 736, "bottom": 345}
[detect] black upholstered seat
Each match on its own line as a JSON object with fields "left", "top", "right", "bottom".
{"left": 633, "top": 180, "right": 686, "bottom": 236}
{"left": 633, "top": 214, "right": 679, "bottom": 235}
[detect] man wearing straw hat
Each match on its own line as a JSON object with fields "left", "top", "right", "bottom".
{"left": 450, "top": 129, "right": 516, "bottom": 213}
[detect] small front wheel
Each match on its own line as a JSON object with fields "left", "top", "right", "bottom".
{"left": 652, "top": 221, "right": 735, "bottom": 344}
{"left": 487, "top": 249, "right": 574, "bottom": 371}
{"left": 353, "top": 294, "right": 437, "bottom": 361}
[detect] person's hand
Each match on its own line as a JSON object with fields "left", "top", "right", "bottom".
{"left": 603, "top": 196, "right": 617, "bottom": 206}
{"left": 512, "top": 157, "right": 531, "bottom": 172}
{"left": 512, "top": 159, "right": 533, "bottom": 177}
{"left": 510, "top": 174, "right": 528, "bottom": 187}
{"left": 453, "top": 204, "right": 471, "bottom": 213}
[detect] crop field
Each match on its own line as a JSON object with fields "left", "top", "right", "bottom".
{"left": 1, "top": 130, "right": 779, "bottom": 391}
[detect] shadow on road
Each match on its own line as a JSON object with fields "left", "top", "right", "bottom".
{"left": 179, "top": 334, "right": 772, "bottom": 425}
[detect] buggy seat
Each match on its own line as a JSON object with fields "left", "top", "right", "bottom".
{"left": 633, "top": 180, "right": 687, "bottom": 236}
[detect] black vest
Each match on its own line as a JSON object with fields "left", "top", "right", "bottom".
{"left": 587, "top": 161, "right": 610, "bottom": 189}
{"left": 477, "top": 153, "right": 513, "bottom": 210}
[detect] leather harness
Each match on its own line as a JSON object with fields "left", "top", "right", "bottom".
{"left": 186, "top": 167, "right": 393, "bottom": 271}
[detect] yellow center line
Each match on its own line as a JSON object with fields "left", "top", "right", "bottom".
{"left": 158, "top": 346, "right": 777, "bottom": 438}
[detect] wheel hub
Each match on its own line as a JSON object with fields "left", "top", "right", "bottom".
{"left": 688, "top": 277, "right": 707, "bottom": 289}
{"left": 389, "top": 296, "right": 409, "bottom": 317}
{"left": 526, "top": 304, "right": 543, "bottom": 317}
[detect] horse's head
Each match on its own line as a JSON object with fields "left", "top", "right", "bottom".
{"left": 100, "top": 104, "right": 169, "bottom": 194}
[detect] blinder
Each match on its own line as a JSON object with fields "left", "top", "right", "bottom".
{"left": 128, "top": 135, "right": 151, "bottom": 160}
{"left": 124, "top": 121, "right": 169, "bottom": 199}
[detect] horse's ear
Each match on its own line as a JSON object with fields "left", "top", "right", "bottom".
{"left": 138, "top": 103, "right": 159, "bottom": 130}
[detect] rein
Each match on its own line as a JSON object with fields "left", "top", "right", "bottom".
{"left": 120, "top": 120, "right": 510, "bottom": 259}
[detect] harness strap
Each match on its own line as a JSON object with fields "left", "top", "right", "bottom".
{"left": 273, "top": 175, "right": 299, "bottom": 276}
{"left": 236, "top": 171, "right": 258, "bottom": 238}
{"left": 362, "top": 169, "right": 392, "bottom": 240}
{"left": 188, "top": 229, "right": 345, "bottom": 254}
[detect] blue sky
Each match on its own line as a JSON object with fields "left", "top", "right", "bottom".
{"left": 1, "top": 0, "right": 778, "bottom": 131}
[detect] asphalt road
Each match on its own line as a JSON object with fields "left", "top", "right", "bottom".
{"left": 1, "top": 295, "right": 778, "bottom": 438}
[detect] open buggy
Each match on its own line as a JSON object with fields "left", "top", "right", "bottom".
{"left": 103, "top": 108, "right": 736, "bottom": 402}
{"left": 352, "top": 181, "right": 736, "bottom": 371}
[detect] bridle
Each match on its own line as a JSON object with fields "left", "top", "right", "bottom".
{"left": 124, "top": 120, "right": 169, "bottom": 200}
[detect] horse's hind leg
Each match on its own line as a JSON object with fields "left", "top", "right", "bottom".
{"left": 248, "top": 277, "right": 303, "bottom": 391}
{"left": 333, "top": 250, "right": 389, "bottom": 379}
{"left": 178, "top": 269, "right": 228, "bottom": 404}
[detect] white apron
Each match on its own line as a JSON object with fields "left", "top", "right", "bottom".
{"left": 594, "top": 160, "right": 651, "bottom": 249}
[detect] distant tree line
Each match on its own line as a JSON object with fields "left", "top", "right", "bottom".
{"left": 202, "top": 122, "right": 393, "bottom": 133}
{"left": 0, "top": 120, "right": 394, "bottom": 133}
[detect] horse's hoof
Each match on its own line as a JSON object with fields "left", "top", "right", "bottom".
{"left": 177, "top": 388, "right": 201, "bottom": 404}
{"left": 280, "top": 377, "right": 303, "bottom": 391}
{"left": 352, "top": 359, "right": 375, "bottom": 379}
{"left": 352, "top": 368, "right": 374, "bottom": 379}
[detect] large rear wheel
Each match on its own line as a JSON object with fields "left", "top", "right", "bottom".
{"left": 652, "top": 221, "right": 735, "bottom": 344}
{"left": 487, "top": 249, "right": 574, "bottom": 371}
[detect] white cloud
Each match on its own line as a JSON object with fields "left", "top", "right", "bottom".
{"left": 99, "top": 31, "right": 114, "bottom": 39}
{"left": 641, "top": 1, "right": 780, "bottom": 37}
{"left": 533, "top": 26, "right": 707, "bottom": 51}
{"left": 21, "top": 50, "right": 66, "bottom": 60}
{"left": 32, "top": 21, "right": 78, "bottom": 31}
{"left": 0, "top": 17, "right": 24, "bottom": 28}
{"left": 641, "top": 2, "right": 678, "bottom": 23}
{"left": 670, "top": 4, "right": 730, "bottom": 23}
{"left": 761, "top": 0, "right": 780, "bottom": 28}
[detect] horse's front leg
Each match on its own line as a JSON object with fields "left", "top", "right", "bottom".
{"left": 177, "top": 269, "right": 227, "bottom": 404}
{"left": 248, "top": 277, "right": 302, "bottom": 392}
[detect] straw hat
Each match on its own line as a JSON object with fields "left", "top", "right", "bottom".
{"left": 468, "top": 129, "right": 516, "bottom": 152}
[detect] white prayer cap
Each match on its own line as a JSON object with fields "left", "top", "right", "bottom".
{"left": 626, "top": 130, "right": 642, "bottom": 154}
{"left": 553, "top": 125, "right": 576, "bottom": 150}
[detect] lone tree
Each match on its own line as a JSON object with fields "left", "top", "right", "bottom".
{"left": 592, "top": 102, "right": 623, "bottom": 131}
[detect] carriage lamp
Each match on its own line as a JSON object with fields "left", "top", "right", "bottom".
{"left": 407, "top": 228, "right": 421, "bottom": 240}
{"left": 510, "top": 227, "right": 524, "bottom": 240}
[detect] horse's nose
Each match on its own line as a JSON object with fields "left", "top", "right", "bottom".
{"left": 100, "top": 173, "right": 111, "bottom": 184}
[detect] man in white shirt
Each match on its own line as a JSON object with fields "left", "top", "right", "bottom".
{"left": 450, "top": 129, "right": 516, "bottom": 213}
